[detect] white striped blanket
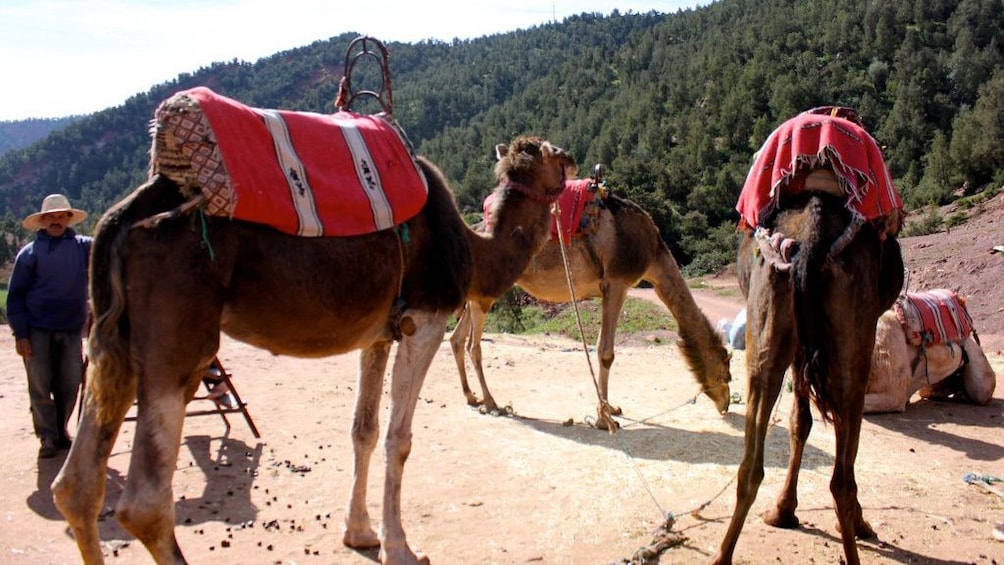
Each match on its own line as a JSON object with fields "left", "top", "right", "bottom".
{"left": 150, "top": 86, "right": 427, "bottom": 237}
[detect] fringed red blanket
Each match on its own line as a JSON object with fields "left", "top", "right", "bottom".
{"left": 894, "top": 289, "right": 975, "bottom": 347}
{"left": 483, "top": 178, "right": 596, "bottom": 242}
{"left": 151, "top": 86, "right": 427, "bottom": 237}
{"left": 736, "top": 109, "right": 902, "bottom": 231}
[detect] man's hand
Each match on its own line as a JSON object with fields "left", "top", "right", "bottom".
{"left": 15, "top": 338, "right": 32, "bottom": 358}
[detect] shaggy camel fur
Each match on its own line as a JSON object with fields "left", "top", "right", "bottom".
{"left": 865, "top": 308, "right": 996, "bottom": 413}
{"left": 51, "top": 134, "right": 575, "bottom": 565}
{"left": 450, "top": 188, "right": 732, "bottom": 428}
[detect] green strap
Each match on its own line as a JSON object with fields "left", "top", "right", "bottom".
{"left": 198, "top": 208, "right": 215, "bottom": 262}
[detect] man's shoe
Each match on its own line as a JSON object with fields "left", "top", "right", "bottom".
{"left": 56, "top": 436, "right": 72, "bottom": 450}
{"left": 39, "top": 439, "right": 57, "bottom": 459}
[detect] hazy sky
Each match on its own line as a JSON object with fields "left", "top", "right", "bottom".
{"left": 0, "top": 0, "right": 707, "bottom": 121}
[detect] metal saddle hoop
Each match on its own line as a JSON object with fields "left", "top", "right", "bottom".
{"left": 335, "top": 35, "right": 394, "bottom": 115}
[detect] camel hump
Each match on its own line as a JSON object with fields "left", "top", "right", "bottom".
{"left": 804, "top": 169, "right": 843, "bottom": 198}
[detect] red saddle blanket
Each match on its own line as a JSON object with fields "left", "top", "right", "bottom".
{"left": 483, "top": 178, "right": 594, "bottom": 242}
{"left": 894, "top": 289, "right": 975, "bottom": 347}
{"left": 736, "top": 109, "right": 902, "bottom": 230}
{"left": 151, "top": 86, "right": 427, "bottom": 237}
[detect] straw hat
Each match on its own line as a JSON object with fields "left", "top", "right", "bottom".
{"left": 22, "top": 194, "right": 88, "bottom": 231}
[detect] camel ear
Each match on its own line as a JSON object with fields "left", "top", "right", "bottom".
{"left": 495, "top": 143, "right": 509, "bottom": 161}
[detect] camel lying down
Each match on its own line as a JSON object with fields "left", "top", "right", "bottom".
{"left": 865, "top": 308, "right": 996, "bottom": 414}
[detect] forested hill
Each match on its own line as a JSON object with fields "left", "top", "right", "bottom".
{"left": 0, "top": 117, "right": 80, "bottom": 155}
{"left": 0, "top": 0, "right": 1001, "bottom": 273}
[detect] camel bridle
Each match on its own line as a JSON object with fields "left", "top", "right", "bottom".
{"left": 503, "top": 180, "right": 563, "bottom": 204}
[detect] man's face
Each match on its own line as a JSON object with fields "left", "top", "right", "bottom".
{"left": 41, "top": 211, "right": 73, "bottom": 237}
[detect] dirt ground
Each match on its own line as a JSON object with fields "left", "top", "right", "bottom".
{"left": 1, "top": 194, "right": 1003, "bottom": 565}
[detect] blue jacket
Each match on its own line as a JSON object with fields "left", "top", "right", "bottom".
{"left": 6, "top": 229, "right": 92, "bottom": 338}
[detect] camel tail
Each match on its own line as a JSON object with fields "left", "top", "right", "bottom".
{"left": 791, "top": 193, "right": 844, "bottom": 422}
{"left": 86, "top": 181, "right": 149, "bottom": 424}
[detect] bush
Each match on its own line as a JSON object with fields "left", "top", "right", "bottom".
{"left": 946, "top": 211, "right": 968, "bottom": 229}
{"left": 902, "top": 206, "right": 943, "bottom": 237}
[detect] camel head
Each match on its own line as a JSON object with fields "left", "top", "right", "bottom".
{"left": 494, "top": 136, "right": 577, "bottom": 200}
{"left": 676, "top": 320, "right": 733, "bottom": 415}
{"left": 703, "top": 346, "right": 733, "bottom": 414}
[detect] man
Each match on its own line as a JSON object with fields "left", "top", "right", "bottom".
{"left": 7, "top": 194, "right": 92, "bottom": 459}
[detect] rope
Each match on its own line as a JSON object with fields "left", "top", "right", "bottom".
{"left": 130, "top": 192, "right": 206, "bottom": 230}
{"left": 552, "top": 200, "right": 618, "bottom": 433}
{"left": 613, "top": 384, "right": 787, "bottom": 563}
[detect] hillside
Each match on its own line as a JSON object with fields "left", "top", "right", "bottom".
{"left": 0, "top": 117, "right": 78, "bottom": 155}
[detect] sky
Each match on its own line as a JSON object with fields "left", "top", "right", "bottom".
{"left": 0, "top": 0, "right": 707, "bottom": 121}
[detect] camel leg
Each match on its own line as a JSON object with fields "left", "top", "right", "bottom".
{"left": 712, "top": 262, "right": 795, "bottom": 565}
{"left": 764, "top": 361, "right": 811, "bottom": 528}
{"left": 379, "top": 310, "right": 445, "bottom": 565}
{"left": 448, "top": 304, "right": 480, "bottom": 406}
{"left": 829, "top": 397, "right": 873, "bottom": 565}
{"left": 597, "top": 281, "right": 627, "bottom": 410}
{"left": 112, "top": 364, "right": 194, "bottom": 562}
{"left": 960, "top": 338, "right": 996, "bottom": 404}
{"left": 52, "top": 384, "right": 135, "bottom": 564}
{"left": 833, "top": 347, "right": 877, "bottom": 546}
{"left": 344, "top": 340, "right": 391, "bottom": 549}
{"left": 467, "top": 302, "right": 499, "bottom": 413}
{"left": 594, "top": 282, "right": 627, "bottom": 429}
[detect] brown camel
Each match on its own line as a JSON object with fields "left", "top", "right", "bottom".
{"left": 450, "top": 181, "right": 733, "bottom": 427}
{"left": 713, "top": 108, "right": 905, "bottom": 565}
{"left": 51, "top": 128, "right": 575, "bottom": 564}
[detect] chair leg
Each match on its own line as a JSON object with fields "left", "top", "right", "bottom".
{"left": 211, "top": 358, "right": 261, "bottom": 439}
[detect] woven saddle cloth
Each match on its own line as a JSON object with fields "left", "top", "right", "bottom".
{"left": 736, "top": 109, "right": 902, "bottom": 233}
{"left": 894, "top": 289, "right": 975, "bottom": 347}
{"left": 150, "top": 86, "right": 428, "bottom": 237}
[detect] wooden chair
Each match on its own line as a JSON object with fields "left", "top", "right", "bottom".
{"left": 182, "top": 357, "right": 261, "bottom": 438}
{"left": 78, "top": 356, "right": 260, "bottom": 439}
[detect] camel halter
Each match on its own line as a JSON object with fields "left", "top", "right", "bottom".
{"left": 503, "top": 180, "right": 563, "bottom": 204}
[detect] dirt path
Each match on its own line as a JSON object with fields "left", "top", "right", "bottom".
{"left": 1, "top": 316, "right": 1002, "bottom": 564}
{"left": 629, "top": 280, "right": 745, "bottom": 329}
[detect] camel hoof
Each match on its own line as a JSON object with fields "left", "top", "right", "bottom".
{"left": 477, "top": 399, "right": 498, "bottom": 413}
{"left": 836, "top": 518, "right": 877, "bottom": 539}
{"left": 380, "top": 547, "right": 430, "bottom": 565}
{"left": 343, "top": 528, "right": 380, "bottom": 550}
{"left": 857, "top": 520, "right": 877, "bottom": 539}
{"left": 763, "top": 508, "right": 800, "bottom": 529}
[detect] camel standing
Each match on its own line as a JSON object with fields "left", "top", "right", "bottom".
{"left": 51, "top": 117, "right": 575, "bottom": 564}
{"left": 713, "top": 108, "right": 905, "bottom": 565}
{"left": 865, "top": 307, "right": 996, "bottom": 413}
{"left": 450, "top": 185, "right": 732, "bottom": 426}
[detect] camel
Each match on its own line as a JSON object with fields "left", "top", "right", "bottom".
{"left": 450, "top": 176, "right": 733, "bottom": 427}
{"left": 50, "top": 85, "right": 576, "bottom": 563}
{"left": 713, "top": 107, "right": 905, "bottom": 565}
{"left": 865, "top": 296, "right": 996, "bottom": 414}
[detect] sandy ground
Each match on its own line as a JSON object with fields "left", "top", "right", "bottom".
{"left": 0, "top": 277, "right": 1002, "bottom": 565}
